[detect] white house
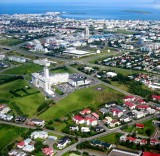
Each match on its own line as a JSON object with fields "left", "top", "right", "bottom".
{"left": 31, "top": 131, "right": 48, "bottom": 139}
{"left": 23, "top": 145, "right": 35, "bottom": 153}
{"left": 106, "top": 72, "right": 117, "bottom": 78}
{"left": 57, "top": 137, "right": 70, "bottom": 149}
{"left": 81, "top": 127, "right": 90, "bottom": 132}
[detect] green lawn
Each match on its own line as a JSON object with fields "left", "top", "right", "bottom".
{"left": 0, "top": 124, "right": 28, "bottom": 151}
{"left": 0, "top": 79, "right": 48, "bottom": 117}
{"left": 0, "top": 38, "right": 23, "bottom": 46}
{"left": 99, "top": 133, "right": 123, "bottom": 144}
{"left": 122, "top": 125, "right": 134, "bottom": 133}
{"left": 2, "top": 63, "right": 43, "bottom": 75}
{"left": 39, "top": 84, "right": 123, "bottom": 121}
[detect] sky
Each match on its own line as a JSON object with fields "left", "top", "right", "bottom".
{"left": 0, "top": 0, "right": 154, "bottom": 3}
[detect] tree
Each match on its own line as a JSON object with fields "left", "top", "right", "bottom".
{"left": 145, "top": 128, "right": 151, "bottom": 136}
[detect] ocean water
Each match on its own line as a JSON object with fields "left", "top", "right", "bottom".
{"left": 0, "top": 1, "right": 160, "bottom": 20}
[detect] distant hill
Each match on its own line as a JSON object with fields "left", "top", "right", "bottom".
{"left": 153, "top": 0, "right": 160, "bottom": 4}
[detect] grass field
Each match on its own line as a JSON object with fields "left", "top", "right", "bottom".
{"left": 0, "top": 38, "right": 23, "bottom": 46}
{"left": 2, "top": 63, "right": 43, "bottom": 75}
{"left": 111, "top": 81, "right": 129, "bottom": 91}
{"left": 99, "top": 133, "right": 123, "bottom": 144}
{"left": 50, "top": 67, "right": 74, "bottom": 74}
{"left": 0, "top": 79, "right": 48, "bottom": 117}
{"left": 39, "top": 84, "right": 123, "bottom": 121}
{"left": 0, "top": 124, "right": 28, "bottom": 151}
{"left": 122, "top": 125, "right": 135, "bottom": 133}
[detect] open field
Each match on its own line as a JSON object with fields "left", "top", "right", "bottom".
{"left": 111, "top": 81, "right": 129, "bottom": 91}
{"left": 1, "top": 63, "right": 43, "bottom": 75}
{"left": 50, "top": 66, "right": 75, "bottom": 74}
{"left": 39, "top": 84, "right": 123, "bottom": 121}
{"left": 99, "top": 133, "right": 123, "bottom": 144}
{"left": 0, "top": 79, "right": 48, "bottom": 117}
{"left": 0, "top": 124, "right": 28, "bottom": 151}
{"left": 0, "top": 38, "right": 23, "bottom": 46}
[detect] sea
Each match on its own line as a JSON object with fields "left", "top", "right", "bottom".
{"left": 0, "top": 1, "right": 160, "bottom": 20}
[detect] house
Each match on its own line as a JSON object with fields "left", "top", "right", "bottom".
{"left": 120, "top": 115, "right": 132, "bottom": 123}
{"left": 136, "top": 123, "right": 145, "bottom": 129}
{"left": 152, "top": 95, "right": 160, "bottom": 102}
{"left": 23, "top": 145, "right": 35, "bottom": 152}
{"left": 94, "top": 126, "right": 104, "bottom": 132}
{"left": 29, "top": 118, "right": 45, "bottom": 126}
{"left": 0, "top": 104, "right": 11, "bottom": 114}
{"left": 127, "top": 136, "right": 137, "bottom": 143}
{"left": 112, "top": 109, "right": 123, "bottom": 118}
{"left": 123, "top": 95, "right": 135, "bottom": 102}
{"left": 70, "top": 125, "right": 79, "bottom": 131}
{"left": 8, "top": 150, "right": 27, "bottom": 156}
{"left": 90, "top": 140, "right": 113, "bottom": 149}
{"left": 150, "top": 139, "right": 160, "bottom": 145}
{"left": 85, "top": 117, "right": 97, "bottom": 126}
{"left": 120, "top": 135, "right": 127, "bottom": 142}
{"left": 24, "top": 138, "right": 32, "bottom": 146}
{"left": 140, "top": 139, "right": 148, "bottom": 145}
{"left": 109, "top": 120, "right": 120, "bottom": 127}
{"left": 105, "top": 116, "right": 113, "bottom": 124}
{"left": 106, "top": 72, "right": 117, "bottom": 78}
{"left": 15, "top": 116, "right": 26, "bottom": 123}
{"left": 17, "top": 141, "right": 25, "bottom": 148}
{"left": 143, "top": 152, "right": 160, "bottom": 156}
{"left": 92, "top": 112, "right": 99, "bottom": 119}
{"left": 99, "top": 108, "right": 109, "bottom": 115}
{"left": 42, "top": 148, "right": 54, "bottom": 156}
{"left": 80, "top": 109, "right": 91, "bottom": 115}
{"left": 147, "top": 108, "right": 155, "bottom": 114}
{"left": 124, "top": 102, "right": 136, "bottom": 110}
{"left": 137, "top": 99, "right": 146, "bottom": 104}
{"left": 132, "top": 110, "right": 144, "bottom": 119}
{"left": 57, "top": 137, "right": 70, "bottom": 149}
{"left": 105, "top": 102, "right": 116, "bottom": 108}
{"left": 31, "top": 131, "right": 48, "bottom": 139}
{"left": 4, "top": 115, "right": 13, "bottom": 121}
{"left": 73, "top": 115, "right": 84, "bottom": 124}
{"left": 136, "top": 105, "right": 150, "bottom": 110}
{"left": 81, "top": 127, "right": 90, "bottom": 132}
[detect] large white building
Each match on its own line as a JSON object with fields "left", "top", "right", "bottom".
{"left": 32, "top": 66, "right": 69, "bottom": 96}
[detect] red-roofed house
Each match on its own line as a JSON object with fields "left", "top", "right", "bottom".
{"left": 143, "top": 152, "right": 160, "bottom": 156}
{"left": 42, "top": 148, "right": 54, "bottom": 156}
{"left": 73, "top": 116, "right": 84, "bottom": 124}
{"left": 112, "top": 109, "right": 123, "bottom": 118}
{"left": 137, "top": 105, "right": 150, "bottom": 110}
{"left": 85, "top": 117, "right": 97, "bottom": 126}
{"left": 150, "top": 139, "right": 160, "bottom": 145}
{"left": 137, "top": 99, "right": 146, "bottom": 104}
{"left": 124, "top": 102, "right": 136, "bottom": 109}
{"left": 92, "top": 112, "right": 99, "bottom": 119}
{"left": 127, "top": 137, "right": 136, "bottom": 143}
{"left": 152, "top": 95, "right": 160, "bottom": 102}
{"left": 123, "top": 96, "right": 135, "bottom": 102}
{"left": 17, "top": 141, "right": 25, "bottom": 149}
{"left": 136, "top": 123, "right": 145, "bottom": 129}
{"left": 80, "top": 109, "right": 91, "bottom": 115}
{"left": 140, "top": 139, "right": 147, "bottom": 145}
